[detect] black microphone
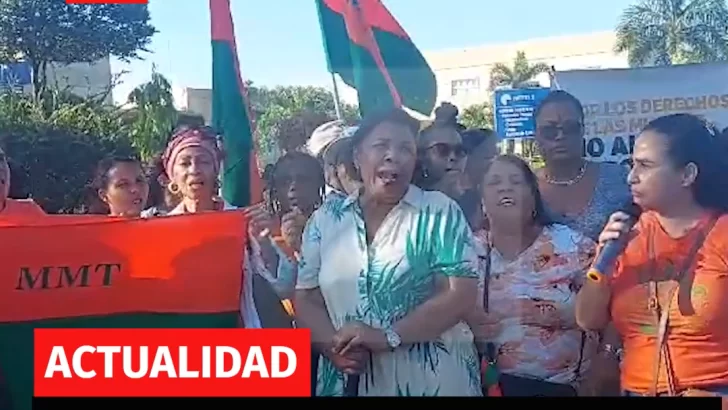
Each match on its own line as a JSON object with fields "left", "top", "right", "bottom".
{"left": 344, "top": 374, "right": 360, "bottom": 397}
{"left": 586, "top": 203, "right": 642, "bottom": 283}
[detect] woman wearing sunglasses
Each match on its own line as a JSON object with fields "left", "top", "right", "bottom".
{"left": 534, "top": 90, "right": 632, "bottom": 396}
{"left": 534, "top": 90, "right": 632, "bottom": 241}
{"left": 415, "top": 103, "right": 469, "bottom": 198}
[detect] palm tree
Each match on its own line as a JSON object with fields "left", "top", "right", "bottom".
{"left": 615, "top": 0, "right": 728, "bottom": 67}
{"left": 459, "top": 102, "right": 493, "bottom": 129}
{"left": 489, "top": 51, "right": 551, "bottom": 90}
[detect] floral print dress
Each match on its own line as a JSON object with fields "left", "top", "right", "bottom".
{"left": 474, "top": 224, "right": 598, "bottom": 386}
{"left": 296, "top": 185, "right": 482, "bottom": 396}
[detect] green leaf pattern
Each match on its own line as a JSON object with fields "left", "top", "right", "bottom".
{"left": 307, "top": 187, "right": 482, "bottom": 396}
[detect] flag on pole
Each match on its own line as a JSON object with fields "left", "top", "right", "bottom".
{"left": 210, "top": 0, "right": 263, "bottom": 207}
{"left": 315, "top": 0, "right": 437, "bottom": 116}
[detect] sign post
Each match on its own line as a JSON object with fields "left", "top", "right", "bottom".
{"left": 494, "top": 87, "right": 551, "bottom": 140}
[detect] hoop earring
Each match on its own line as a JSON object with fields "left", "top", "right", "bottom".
{"left": 272, "top": 198, "right": 281, "bottom": 216}
{"left": 168, "top": 182, "right": 180, "bottom": 195}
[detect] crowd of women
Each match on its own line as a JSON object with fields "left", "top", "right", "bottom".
{"left": 2, "top": 89, "right": 728, "bottom": 398}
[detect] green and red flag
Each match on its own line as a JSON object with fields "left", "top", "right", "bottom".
{"left": 0, "top": 213, "right": 246, "bottom": 410}
{"left": 210, "top": 0, "right": 263, "bottom": 207}
{"left": 315, "top": 0, "right": 437, "bottom": 116}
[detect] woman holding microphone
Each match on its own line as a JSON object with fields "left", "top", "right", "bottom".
{"left": 576, "top": 113, "right": 728, "bottom": 397}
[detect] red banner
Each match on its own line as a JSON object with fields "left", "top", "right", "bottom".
{"left": 34, "top": 328, "right": 311, "bottom": 397}
{"left": 0, "top": 212, "right": 248, "bottom": 323}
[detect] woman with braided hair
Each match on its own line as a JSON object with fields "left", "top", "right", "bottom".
{"left": 259, "top": 111, "right": 329, "bottom": 261}
{"left": 263, "top": 151, "right": 326, "bottom": 257}
{"left": 243, "top": 125, "right": 329, "bottom": 327}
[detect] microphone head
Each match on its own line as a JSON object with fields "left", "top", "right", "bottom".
{"left": 624, "top": 203, "right": 642, "bottom": 219}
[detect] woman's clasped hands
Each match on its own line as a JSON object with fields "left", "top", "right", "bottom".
{"left": 328, "top": 321, "right": 390, "bottom": 375}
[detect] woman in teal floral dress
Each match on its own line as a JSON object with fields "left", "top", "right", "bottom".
{"left": 294, "top": 108, "right": 482, "bottom": 396}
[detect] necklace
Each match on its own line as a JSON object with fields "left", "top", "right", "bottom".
{"left": 545, "top": 161, "right": 587, "bottom": 186}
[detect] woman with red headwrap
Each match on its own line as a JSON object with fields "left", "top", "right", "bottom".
{"left": 146, "top": 125, "right": 296, "bottom": 329}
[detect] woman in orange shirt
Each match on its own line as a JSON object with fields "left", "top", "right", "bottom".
{"left": 576, "top": 113, "right": 728, "bottom": 397}
{"left": 0, "top": 144, "right": 45, "bottom": 223}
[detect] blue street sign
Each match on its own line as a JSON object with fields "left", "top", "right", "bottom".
{"left": 0, "top": 62, "right": 31, "bottom": 86}
{"left": 494, "top": 87, "right": 551, "bottom": 139}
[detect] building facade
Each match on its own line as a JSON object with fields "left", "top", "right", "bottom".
{"left": 423, "top": 31, "right": 628, "bottom": 110}
{"left": 5, "top": 58, "right": 114, "bottom": 104}
{"left": 46, "top": 58, "right": 114, "bottom": 104}
{"left": 173, "top": 87, "right": 213, "bottom": 124}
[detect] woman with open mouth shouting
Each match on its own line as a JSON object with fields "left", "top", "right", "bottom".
{"left": 151, "top": 125, "right": 297, "bottom": 329}
{"left": 415, "top": 103, "right": 468, "bottom": 201}
{"left": 0, "top": 142, "right": 45, "bottom": 224}
{"left": 416, "top": 103, "right": 487, "bottom": 230}
{"left": 467, "top": 154, "right": 598, "bottom": 396}
{"left": 295, "top": 108, "right": 482, "bottom": 396}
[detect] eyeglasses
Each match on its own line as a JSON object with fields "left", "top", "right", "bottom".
{"left": 426, "top": 143, "right": 467, "bottom": 159}
{"left": 537, "top": 121, "right": 583, "bottom": 140}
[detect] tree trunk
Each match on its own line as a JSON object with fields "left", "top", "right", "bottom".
{"left": 31, "top": 60, "right": 47, "bottom": 101}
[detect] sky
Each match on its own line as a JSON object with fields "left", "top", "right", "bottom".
{"left": 111, "top": 0, "right": 637, "bottom": 104}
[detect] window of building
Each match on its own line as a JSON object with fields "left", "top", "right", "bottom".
{"left": 451, "top": 77, "right": 480, "bottom": 96}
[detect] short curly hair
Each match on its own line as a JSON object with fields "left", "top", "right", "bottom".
{"left": 274, "top": 111, "right": 333, "bottom": 153}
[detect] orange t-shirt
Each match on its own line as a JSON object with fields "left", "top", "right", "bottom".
{"left": 611, "top": 212, "right": 728, "bottom": 394}
{"left": 0, "top": 198, "right": 46, "bottom": 226}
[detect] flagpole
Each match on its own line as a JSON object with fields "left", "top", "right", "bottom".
{"left": 330, "top": 72, "right": 343, "bottom": 120}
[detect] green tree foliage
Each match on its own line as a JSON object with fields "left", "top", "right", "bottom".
{"left": 459, "top": 102, "right": 493, "bottom": 129}
{"left": 616, "top": 0, "right": 728, "bottom": 66}
{"left": 126, "top": 67, "right": 177, "bottom": 161}
{"left": 246, "top": 82, "right": 359, "bottom": 163}
{"left": 0, "top": 0, "right": 156, "bottom": 97}
{"left": 0, "top": 92, "right": 134, "bottom": 213}
{"left": 489, "top": 51, "right": 551, "bottom": 90}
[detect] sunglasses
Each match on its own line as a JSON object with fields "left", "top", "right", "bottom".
{"left": 537, "top": 121, "right": 583, "bottom": 140}
{"left": 427, "top": 143, "right": 467, "bottom": 159}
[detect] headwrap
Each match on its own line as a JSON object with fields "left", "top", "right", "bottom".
{"left": 306, "top": 120, "right": 346, "bottom": 159}
{"left": 162, "top": 127, "right": 222, "bottom": 179}
{"left": 342, "top": 125, "right": 358, "bottom": 139}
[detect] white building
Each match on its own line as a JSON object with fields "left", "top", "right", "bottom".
{"left": 423, "top": 31, "right": 628, "bottom": 110}
{"left": 173, "top": 86, "right": 213, "bottom": 124}
{"left": 46, "top": 58, "right": 114, "bottom": 104}
{"left": 6, "top": 58, "right": 114, "bottom": 104}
